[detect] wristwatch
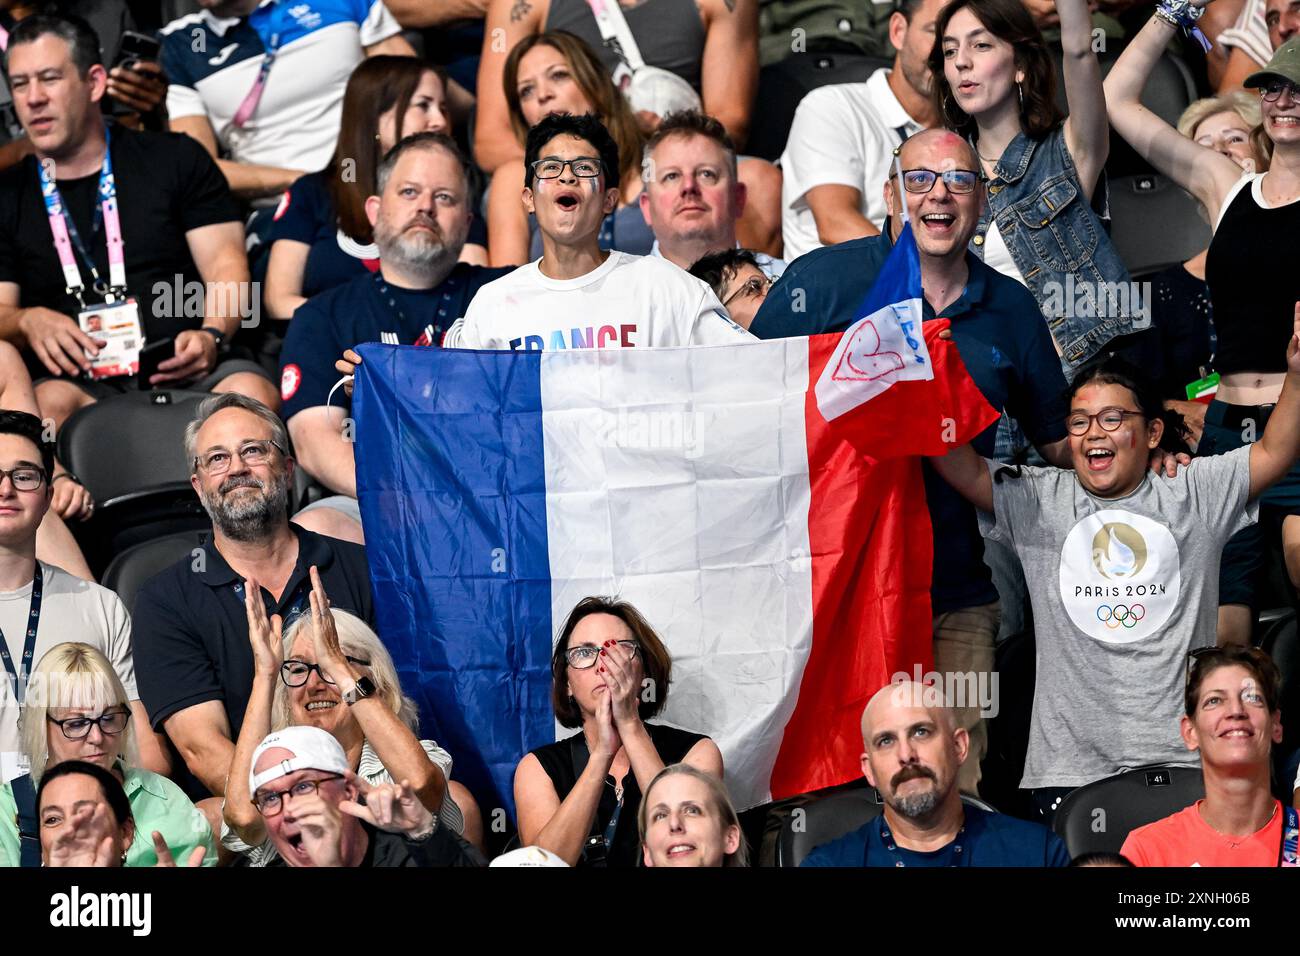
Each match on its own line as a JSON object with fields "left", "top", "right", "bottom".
{"left": 342, "top": 675, "right": 376, "bottom": 706}
{"left": 195, "top": 326, "right": 228, "bottom": 353}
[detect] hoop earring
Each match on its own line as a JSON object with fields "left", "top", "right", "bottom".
{"left": 941, "top": 92, "right": 962, "bottom": 128}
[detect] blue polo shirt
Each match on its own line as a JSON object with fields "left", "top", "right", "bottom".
{"left": 751, "top": 227, "right": 1068, "bottom": 613}
{"left": 279, "top": 264, "right": 510, "bottom": 420}
{"left": 800, "top": 805, "right": 1071, "bottom": 867}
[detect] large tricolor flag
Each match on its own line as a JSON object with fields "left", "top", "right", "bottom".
{"left": 353, "top": 226, "right": 998, "bottom": 814}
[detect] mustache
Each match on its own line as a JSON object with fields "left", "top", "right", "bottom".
{"left": 219, "top": 474, "right": 265, "bottom": 495}
{"left": 403, "top": 213, "right": 441, "bottom": 233}
{"left": 890, "top": 765, "right": 936, "bottom": 789}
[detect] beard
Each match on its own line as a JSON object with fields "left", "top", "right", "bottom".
{"left": 888, "top": 765, "right": 941, "bottom": 820}
{"left": 199, "top": 470, "right": 291, "bottom": 542}
{"left": 374, "top": 213, "right": 462, "bottom": 282}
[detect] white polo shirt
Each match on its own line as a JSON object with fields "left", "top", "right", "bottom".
{"left": 780, "top": 68, "right": 924, "bottom": 261}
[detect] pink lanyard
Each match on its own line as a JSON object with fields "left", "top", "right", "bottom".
{"left": 38, "top": 127, "right": 126, "bottom": 305}
{"left": 231, "top": 4, "right": 285, "bottom": 129}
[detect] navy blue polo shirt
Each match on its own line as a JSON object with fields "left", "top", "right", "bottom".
{"left": 750, "top": 228, "right": 1068, "bottom": 613}
{"left": 278, "top": 263, "right": 510, "bottom": 420}
{"left": 800, "top": 806, "right": 1071, "bottom": 867}
{"left": 131, "top": 528, "right": 373, "bottom": 785}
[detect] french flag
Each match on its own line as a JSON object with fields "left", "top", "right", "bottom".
{"left": 352, "top": 226, "right": 998, "bottom": 815}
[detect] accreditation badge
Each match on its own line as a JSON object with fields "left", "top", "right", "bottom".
{"left": 78, "top": 298, "right": 143, "bottom": 379}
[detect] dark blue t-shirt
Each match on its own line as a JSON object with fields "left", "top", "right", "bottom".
{"left": 270, "top": 170, "right": 490, "bottom": 301}
{"left": 750, "top": 228, "right": 1068, "bottom": 613}
{"left": 279, "top": 264, "right": 510, "bottom": 420}
{"left": 800, "top": 806, "right": 1071, "bottom": 867}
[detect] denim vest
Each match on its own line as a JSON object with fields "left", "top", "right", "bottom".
{"left": 972, "top": 125, "right": 1139, "bottom": 378}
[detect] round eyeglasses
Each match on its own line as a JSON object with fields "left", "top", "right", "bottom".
{"left": 47, "top": 709, "right": 130, "bottom": 740}
{"left": 1065, "top": 407, "right": 1146, "bottom": 436}
{"left": 1259, "top": 79, "right": 1300, "bottom": 103}
{"left": 564, "top": 640, "right": 639, "bottom": 669}
{"left": 194, "top": 440, "right": 284, "bottom": 476}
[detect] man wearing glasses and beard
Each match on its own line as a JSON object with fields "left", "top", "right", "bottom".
{"left": 131, "top": 393, "right": 373, "bottom": 803}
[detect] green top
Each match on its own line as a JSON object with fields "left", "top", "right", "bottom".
{"left": 0, "top": 764, "right": 215, "bottom": 867}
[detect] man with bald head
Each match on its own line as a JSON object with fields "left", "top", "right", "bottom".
{"left": 800, "top": 682, "right": 1069, "bottom": 867}
{"left": 751, "top": 130, "right": 1071, "bottom": 795}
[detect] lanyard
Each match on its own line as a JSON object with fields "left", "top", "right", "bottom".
{"left": 373, "top": 273, "right": 441, "bottom": 347}
{"left": 877, "top": 814, "right": 965, "bottom": 867}
{"left": 0, "top": 562, "right": 44, "bottom": 706}
{"left": 231, "top": 3, "right": 287, "bottom": 129}
{"left": 38, "top": 126, "right": 125, "bottom": 306}
{"left": 1280, "top": 806, "right": 1298, "bottom": 867}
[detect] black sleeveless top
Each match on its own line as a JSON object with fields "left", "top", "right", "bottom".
{"left": 1204, "top": 176, "right": 1300, "bottom": 375}
{"left": 530, "top": 723, "right": 707, "bottom": 867}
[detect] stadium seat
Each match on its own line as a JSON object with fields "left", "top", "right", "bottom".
{"left": 101, "top": 529, "right": 209, "bottom": 615}
{"left": 57, "top": 389, "right": 213, "bottom": 573}
{"left": 745, "top": 52, "right": 892, "bottom": 161}
{"left": 776, "top": 788, "right": 997, "bottom": 866}
{"left": 1106, "top": 173, "right": 1210, "bottom": 278}
{"left": 1052, "top": 764, "right": 1205, "bottom": 857}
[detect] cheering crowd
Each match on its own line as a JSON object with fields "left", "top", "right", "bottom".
{"left": 0, "top": 0, "right": 1297, "bottom": 868}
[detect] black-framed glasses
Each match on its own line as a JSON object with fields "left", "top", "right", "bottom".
{"left": 565, "top": 640, "right": 639, "bottom": 669}
{"left": 900, "top": 168, "right": 981, "bottom": 194}
{"left": 47, "top": 709, "right": 130, "bottom": 740}
{"left": 193, "top": 440, "right": 284, "bottom": 476}
{"left": 530, "top": 156, "right": 603, "bottom": 180}
{"left": 280, "top": 656, "right": 372, "bottom": 687}
{"left": 0, "top": 466, "right": 47, "bottom": 492}
{"left": 1065, "top": 407, "right": 1146, "bottom": 436}
{"left": 1259, "top": 79, "right": 1300, "bottom": 102}
{"left": 251, "top": 773, "right": 344, "bottom": 816}
{"left": 723, "top": 273, "right": 773, "bottom": 308}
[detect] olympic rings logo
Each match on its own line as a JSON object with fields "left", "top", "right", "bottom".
{"left": 1096, "top": 604, "right": 1145, "bottom": 628}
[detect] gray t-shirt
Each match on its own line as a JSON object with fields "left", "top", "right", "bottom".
{"left": 981, "top": 446, "right": 1257, "bottom": 789}
{"left": 0, "top": 564, "right": 137, "bottom": 770}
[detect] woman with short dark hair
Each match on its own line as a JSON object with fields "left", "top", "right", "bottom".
{"left": 513, "top": 596, "right": 723, "bottom": 867}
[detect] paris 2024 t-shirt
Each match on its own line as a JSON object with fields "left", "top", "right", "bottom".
{"left": 980, "top": 445, "right": 1256, "bottom": 790}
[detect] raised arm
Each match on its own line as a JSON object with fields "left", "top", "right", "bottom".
{"left": 1104, "top": 8, "right": 1244, "bottom": 218}
{"left": 927, "top": 442, "right": 994, "bottom": 514}
{"left": 222, "top": 581, "right": 283, "bottom": 846}
{"left": 1248, "top": 305, "right": 1300, "bottom": 499}
{"left": 699, "top": 0, "right": 760, "bottom": 148}
{"left": 1057, "top": 0, "right": 1109, "bottom": 200}
{"left": 473, "top": 0, "right": 545, "bottom": 173}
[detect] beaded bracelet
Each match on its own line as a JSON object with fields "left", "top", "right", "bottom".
{"left": 1154, "top": 0, "right": 1211, "bottom": 51}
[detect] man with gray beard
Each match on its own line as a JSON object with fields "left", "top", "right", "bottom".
{"left": 800, "top": 681, "right": 1069, "bottom": 867}
{"left": 277, "top": 133, "right": 510, "bottom": 544}
{"left": 131, "top": 393, "right": 373, "bottom": 801}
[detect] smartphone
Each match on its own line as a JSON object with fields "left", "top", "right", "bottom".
{"left": 136, "top": 339, "right": 174, "bottom": 390}
{"left": 112, "top": 31, "right": 162, "bottom": 72}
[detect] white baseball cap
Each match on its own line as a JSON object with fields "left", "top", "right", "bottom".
{"left": 489, "top": 846, "right": 570, "bottom": 868}
{"left": 249, "top": 726, "right": 351, "bottom": 794}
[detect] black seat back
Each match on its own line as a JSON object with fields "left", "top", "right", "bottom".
{"left": 1052, "top": 765, "right": 1205, "bottom": 857}
{"left": 1108, "top": 173, "right": 1211, "bottom": 278}
{"left": 101, "top": 529, "right": 209, "bottom": 615}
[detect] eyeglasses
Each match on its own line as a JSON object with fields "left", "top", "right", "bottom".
{"left": 252, "top": 774, "right": 344, "bottom": 816}
{"left": 530, "top": 156, "right": 603, "bottom": 180}
{"left": 193, "top": 440, "right": 284, "bottom": 475}
{"left": 565, "top": 640, "right": 639, "bottom": 669}
{"left": 1065, "top": 407, "right": 1146, "bottom": 436}
{"left": 1259, "top": 79, "right": 1300, "bottom": 103}
{"left": 47, "top": 709, "right": 130, "bottom": 740}
{"left": 900, "top": 168, "right": 981, "bottom": 195}
{"left": 280, "top": 657, "right": 372, "bottom": 687}
{"left": 723, "top": 273, "right": 773, "bottom": 308}
{"left": 0, "top": 466, "right": 47, "bottom": 492}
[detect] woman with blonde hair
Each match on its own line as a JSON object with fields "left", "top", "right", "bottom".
{"left": 222, "top": 567, "right": 481, "bottom": 865}
{"left": 638, "top": 763, "right": 748, "bottom": 867}
{"left": 0, "top": 643, "right": 214, "bottom": 867}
